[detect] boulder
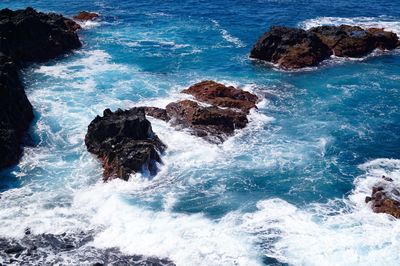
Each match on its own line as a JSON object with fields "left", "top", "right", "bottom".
{"left": 0, "top": 7, "right": 81, "bottom": 170}
{"left": 85, "top": 108, "right": 166, "bottom": 181}
{"left": 182, "top": 80, "right": 259, "bottom": 113}
{"left": 73, "top": 11, "right": 99, "bottom": 21}
{"left": 251, "top": 25, "right": 399, "bottom": 69}
{"left": 365, "top": 175, "right": 400, "bottom": 218}
{"left": 250, "top": 26, "right": 331, "bottom": 69}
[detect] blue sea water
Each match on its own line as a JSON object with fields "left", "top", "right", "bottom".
{"left": 0, "top": 0, "right": 400, "bottom": 265}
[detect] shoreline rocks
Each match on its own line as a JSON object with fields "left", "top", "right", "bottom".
{"left": 250, "top": 25, "right": 400, "bottom": 69}
{"left": 144, "top": 80, "right": 259, "bottom": 143}
{"left": 365, "top": 175, "right": 400, "bottom": 218}
{"left": 0, "top": 231, "right": 175, "bottom": 265}
{"left": 0, "top": 7, "right": 81, "bottom": 170}
{"left": 85, "top": 108, "right": 166, "bottom": 181}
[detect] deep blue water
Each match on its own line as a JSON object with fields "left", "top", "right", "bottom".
{"left": 1, "top": 0, "right": 400, "bottom": 265}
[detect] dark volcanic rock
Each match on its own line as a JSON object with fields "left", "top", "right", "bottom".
{"left": 0, "top": 7, "right": 81, "bottom": 62}
{"left": 0, "top": 7, "right": 81, "bottom": 170}
{"left": 250, "top": 26, "right": 331, "bottom": 69}
{"left": 144, "top": 81, "right": 258, "bottom": 143}
{"left": 0, "top": 231, "right": 175, "bottom": 265}
{"left": 251, "top": 25, "right": 399, "bottom": 69}
{"left": 85, "top": 108, "right": 166, "bottom": 181}
{"left": 182, "top": 80, "right": 259, "bottom": 113}
{"left": 0, "top": 54, "right": 33, "bottom": 168}
{"left": 365, "top": 175, "right": 400, "bottom": 218}
{"left": 73, "top": 11, "right": 99, "bottom": 21}
{"left": 310, "top": 25, "right": 399, "bottom": 57}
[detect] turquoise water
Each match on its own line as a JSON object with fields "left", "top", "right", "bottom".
{"left": 1, "top": 0, "right": 400, "bottom": 265}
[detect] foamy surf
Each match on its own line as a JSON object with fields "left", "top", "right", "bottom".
{"left": 299, "top": 16, "right": 400, "bottom": 35}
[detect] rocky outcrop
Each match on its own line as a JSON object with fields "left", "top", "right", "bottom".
{"left": 73, "top": 11, "right": 99, "bottom": 21}
{"left": 0, "top": 8, "right": 81, "bottom": 170}
{"left": 0, "top": 54, "right": 33, "bottom": 169}
{"left": 85, "top": 108, "right": 166, "bottom": 181}
{"left": 144, "top": 81, "right": 259, "bottom": 143}
{"left": 0, "top": 7, "right": 81, "bottom": 62}
{"left": 250, "top": 25, "right": 399, "bottom": 69}
{"left": 365, "top": 175, "right": 400, "bottom": 218}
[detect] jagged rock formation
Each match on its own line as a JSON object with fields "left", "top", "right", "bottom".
{"left": 85, "top": 108, "right": 166, "bottom": 181}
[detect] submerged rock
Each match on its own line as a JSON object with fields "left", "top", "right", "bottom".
{"left": 250, "top": 25, "right": 399, "bottom": 69}
{"left": 85, "top": 108, "right": 166, "bottom": 181}
{"left": 365, "top": 175, "right": 400, "bottom": 218}
{"left": 0, "top": 7, "right": 81, "bottom": 170}
{"left": 144, "top": 81, "right": 259, "bottom": 143}
{"left": 0, "top": 231, "right": 175, "bottom": 265}
{"left": 73, "top": 11, "right": 99, "bottom": 21}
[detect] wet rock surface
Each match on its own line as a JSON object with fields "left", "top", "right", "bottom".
{"left": 250, "top": 25, "right": 399, "bottom": 69}
{"left": 0, "top": 231, "right": 174, "bottom": 265}
{"left": 365, "top": 175, "right": 400, "bottom": 218}
{"left": 0, "top": 7, "right": 81, "bottom": 170}
{"left": 85, "top": 108, "right": 166, "bottom": 181}
{"left": 144, "top": 81, "right": 259, "bottom": 143}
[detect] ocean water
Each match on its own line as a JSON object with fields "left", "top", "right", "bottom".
{"left": 0, "top": 0, "right": 400, "bottom": 265}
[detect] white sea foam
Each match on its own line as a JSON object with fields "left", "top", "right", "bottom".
{"left": 211, "top": 19, "right": 246, "bottom": 48}
{"left": 299, "top": 16, "right": 400, "bottom": 35}
{"left": 236, "top": 158, "right": 400, "bottom": 266}
{"left": 78, "top": 20, "right": 102, "bottom": 29}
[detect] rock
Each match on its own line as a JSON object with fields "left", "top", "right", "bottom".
{"left": 251, "top": 25, "right": 399, "bottom": 69}
{"left": 85, "top": 108, "right": 166, "bottom": 181}
{"left": 250, "top": 26, "right": 331, "bottom": 69}
{"left": 73, "top": 11, "right": 99, "bottom": 21}
{"left": 0, "top": 7, "right": 81, "bottom": 170}
{"left": 0, "top": 232, "right": 175, "bottom": 265}
{"left": 366, "top": 176, "right": 400, "bottom": 218}
{"left": 143, "top": 106, "right": 170, "bottom": 122}
{"left": 0, "top": 54, "right": 33, "bottom": 169}
{"left": 0, "top": 7, "right": 81, "bottom": 62}
{"left": 182, "top": 80, "right": 259, "bottom": 113}
{"left": 144, "top": 81, "right": 259, "bottom": 143}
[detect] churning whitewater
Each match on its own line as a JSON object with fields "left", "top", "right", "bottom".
{"left": 0, "top": 0, "right": 400, "bottom": 265}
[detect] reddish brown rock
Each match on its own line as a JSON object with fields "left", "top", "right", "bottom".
{"left": 165, "top": 99, "right": 248, "bottom": 142}
{"left": 73, "top": 11, "right": 99, "bottom": 21}
{"left": 365, "top": 175, "right": 400, "bottom": 218}
{"left": 182, "top": 80, "right": 259, "bottom": 113}
{"left": 143, "top": 81, "right": 259, "bottom": 143}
